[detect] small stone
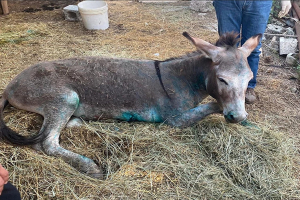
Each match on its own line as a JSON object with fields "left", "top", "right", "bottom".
{"left": 290, "top": 87, "right": 297, "bottom": 93}
{"left": 286, "top": 53, "right": 298, "bottom": 66}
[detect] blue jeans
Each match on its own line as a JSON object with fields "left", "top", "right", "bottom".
{"left": 0, "top": 182, "right": 21, "bottom": 200}
{"left": 213, "top": 0, "right": 272, "bottom": 89}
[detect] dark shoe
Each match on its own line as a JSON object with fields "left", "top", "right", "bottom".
{"left": 245, "top": 88, "right": 257, "bottom": 104}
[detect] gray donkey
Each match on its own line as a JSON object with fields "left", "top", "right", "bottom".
{"left": 0, "top": 32, "right": 261, "bottom": 179}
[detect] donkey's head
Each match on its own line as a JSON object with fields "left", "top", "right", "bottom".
{"left": 183, "top": 32, "right": 261, "bottom": 123}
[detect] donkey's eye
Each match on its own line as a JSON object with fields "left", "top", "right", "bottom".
{"left": 218, "top": 78, "right": 228, "bottom": 85}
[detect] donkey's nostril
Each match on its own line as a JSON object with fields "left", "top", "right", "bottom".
{"left": 224, "top": 111, "right": 237, "bottom": 122}
{"left": 226, "top": 112, "right": 235, "bottom": 121}
{"left": 228, "top": 114, "right": 235, "bottom": 120}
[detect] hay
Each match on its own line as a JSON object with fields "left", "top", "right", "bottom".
{"left": 0, "top": 113, "right": 299, "bottom": 199}
{"left": 0, "top": 1, "right": 299, "bottom": 199}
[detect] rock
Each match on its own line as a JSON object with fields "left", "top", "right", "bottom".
{"left": 266, "top": 24, "right": 285, "bottom": 34}
{"left": 284, "top": 27, "right": 295, "bottom": 36}
{"left": 269, "top": 36, "right": 279, "bottom": 50}
{"left": 290, "top": 87, "right": 298, "bottom": 93}
{"left": 286, "top": 53, "right": 298, "bottom": 66}
{"left": 190, "top": 0, "right": 213, "bottom": 13}
{"left": 279, "top": 37, "right": 298, "bottom": 55}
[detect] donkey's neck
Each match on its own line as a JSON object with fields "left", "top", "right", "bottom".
{"left": 160, "top": 54, "right": 212, "bottom": 92}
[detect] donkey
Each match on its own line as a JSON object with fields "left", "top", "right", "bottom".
{"left": 0, "top": 32, "right": 261, "bottom": 179}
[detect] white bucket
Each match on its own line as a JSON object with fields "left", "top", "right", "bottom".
{"left": 78, "top": 1, "right": 109, "bottom": 30}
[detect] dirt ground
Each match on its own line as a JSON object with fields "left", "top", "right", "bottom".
{"left": 0, "top": 1, "right": 299, "bottom": 199}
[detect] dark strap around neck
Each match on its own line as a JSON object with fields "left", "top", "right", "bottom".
{"left": 154, "top": 60, "right": 171, "bottom": 100}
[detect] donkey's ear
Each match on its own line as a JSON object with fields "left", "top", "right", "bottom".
{"left": 238, "top": 34, "right": 262, "bottom": 57}
{"left": 183, "top": 32, "right": 223, "bottom": 63}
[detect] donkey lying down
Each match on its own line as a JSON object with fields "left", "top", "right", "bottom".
{"left": 0, "top": 32, "right": 261, "bottom": 179}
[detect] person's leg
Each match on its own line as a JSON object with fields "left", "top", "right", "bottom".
{"left": 241, "top": 1, "right": 273, "bottom": 89}
{"left": 213, "top": 0, "right": 244, "bottom": 36}
{"left": 0, "top": 182, "right": 21, "bottom": 200}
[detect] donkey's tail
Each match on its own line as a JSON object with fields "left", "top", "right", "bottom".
{"left": 0, "top": 97, "right": 44, "bottom": 145}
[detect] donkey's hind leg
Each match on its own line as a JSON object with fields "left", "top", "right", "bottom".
{"left": 34, "top": 91, "right": 103, "bottom": 179}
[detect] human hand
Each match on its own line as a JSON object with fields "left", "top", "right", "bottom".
{"left": 0, "top": 164, "right": 9, "bottom": 196}
{"left": 278, "top": 0, "right": 292, "bottom": 18}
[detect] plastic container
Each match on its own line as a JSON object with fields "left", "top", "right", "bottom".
{"left": 78, "top": 1, "right": 109, "bottom": 30}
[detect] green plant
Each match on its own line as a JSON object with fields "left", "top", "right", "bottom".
{"left": 297, "top": 64, "right": 300, "bottom": 80}
{"left": 269, "top": 1, "right": 282, "bottom": 23}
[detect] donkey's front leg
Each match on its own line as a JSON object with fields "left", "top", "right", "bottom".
{"left": 166, "top": 102, "right": 222, "bottom": 127}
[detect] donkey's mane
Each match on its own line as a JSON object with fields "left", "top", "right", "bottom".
{"left": 215, "top": 32, "right": 240, "bottom": 48}
{"left": 159, "top": 51, "right": 201, "bottom": 63}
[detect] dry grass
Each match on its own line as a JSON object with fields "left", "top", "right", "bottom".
{"left": 0, "top": 1, "right": 299, "bottom": 199}
{"left": 1, "top": 110, "right": 299, "bottom": 199}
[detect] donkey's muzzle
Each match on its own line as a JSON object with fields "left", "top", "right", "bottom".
{"left": 224, "top": 111, "right": 248, "bottom": 123}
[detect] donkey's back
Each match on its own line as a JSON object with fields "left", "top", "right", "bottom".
{"left": 5, "top": 57, "right": 177, "bottom": 122}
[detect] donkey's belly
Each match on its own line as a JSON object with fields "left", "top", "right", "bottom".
{"left": 73, "top": 103, "right": 164, "bottom": 123}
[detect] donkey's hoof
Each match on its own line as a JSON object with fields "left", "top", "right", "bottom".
{"left": 32, "top": 143, "right": 43, "bottom": 151}
{"left": 84, "top": 165, "right": 105, "bottom": 179}
{"left": 88, "top": 172, "right": 105, "bottom": 179}
{"left": 66, "top": 117, "right": 83, "bottom": 128}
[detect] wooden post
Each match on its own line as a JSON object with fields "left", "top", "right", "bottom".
{"left": 1, "top": 0, "right": 9, "bottom": 15}
{"left": 291, "top": 2, "right": 300, "bottom": 63}
{"left": 292, "top": 1, "right": 300, "bottom": 18}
